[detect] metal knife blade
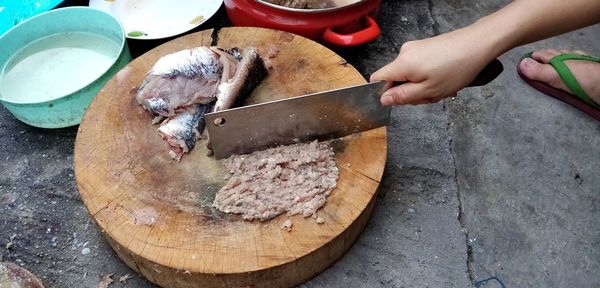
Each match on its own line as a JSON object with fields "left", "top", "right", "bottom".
{"left": 204, "top": 81, "right": 389, "bottom": 159}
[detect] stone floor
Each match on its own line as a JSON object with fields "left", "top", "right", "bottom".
{"left": 1, "top": 1, "right": 598, "bottom": 287}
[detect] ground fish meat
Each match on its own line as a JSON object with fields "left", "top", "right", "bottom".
{"left": 281, "top": 219, "right": 293, "bottom": 231}
{"left": 213, "top": 141, "right": 339, "bottom": 221}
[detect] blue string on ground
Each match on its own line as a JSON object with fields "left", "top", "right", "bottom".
{"left": 474, "top": 276, "right": 506, "bottom": 288}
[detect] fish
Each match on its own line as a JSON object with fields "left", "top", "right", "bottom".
{"left": 135, "top": 47, "right": 238, "bottom": 117}
{"left": 136, "top": 46, "right": 268, "bottom": 160}
{"left": 204, "top": 47, "right": 269, "bottom": 152}
{"left": 157, "top": 103, "right": 213, "bottom": 161}
{"left": 212, "top": 47, "right": 268, "bottom": 112}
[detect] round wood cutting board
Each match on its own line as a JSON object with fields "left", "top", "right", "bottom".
{"left": 74, "top": 27, "right": 387, "bottom": 288}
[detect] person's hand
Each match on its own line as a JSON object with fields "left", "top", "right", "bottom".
{"left": 371, "top": 27, "right": 498, "bottom": 106}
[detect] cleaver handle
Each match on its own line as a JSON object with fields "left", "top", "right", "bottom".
{"left": 467, "top": 58, "right": 504, "bottom": 87}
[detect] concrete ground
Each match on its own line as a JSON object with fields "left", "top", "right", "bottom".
{"left": 1, "top": 1, "right": 598, "bottom": 287}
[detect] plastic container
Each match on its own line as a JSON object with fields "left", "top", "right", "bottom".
{"left": 0, "top": 7, "right": 131, "bottom": 128}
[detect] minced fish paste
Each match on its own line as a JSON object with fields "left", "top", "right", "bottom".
{"left": 213, "top": 140, "right": 339, "bottom": 221}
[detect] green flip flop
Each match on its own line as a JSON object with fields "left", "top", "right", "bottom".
{"left": 517, "top": 52, "right": 600, "bottom": 120}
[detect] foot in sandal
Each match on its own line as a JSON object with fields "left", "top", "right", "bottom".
{"left": 517, "top": 49, "right": 600, "bottom": 120}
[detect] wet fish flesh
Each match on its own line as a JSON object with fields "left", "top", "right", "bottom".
{"left": 136, "top": 46, "right": 268, "bottom": 160}
{"left": 205, "top": 47, "right": 268, "bottom": 152}
{"left": 136, "top": 47, "right": 238, "bottom": 117}
{"left": 157, "top": 104, "right": 213, "bottom": 161}
{"left": 212, "top": 47, "right": 268, "bottom": 112}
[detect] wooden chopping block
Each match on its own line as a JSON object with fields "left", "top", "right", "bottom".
{"left": 74, "top": 27, "right": 386, "bottom": 288}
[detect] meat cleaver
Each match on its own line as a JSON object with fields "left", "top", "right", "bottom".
{"left": 205, "top": 59, "right": 503, "bottom": 159}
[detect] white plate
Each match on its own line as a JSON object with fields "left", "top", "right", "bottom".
{"left": 89, "top": 0, "right": 223, "bottom": 40}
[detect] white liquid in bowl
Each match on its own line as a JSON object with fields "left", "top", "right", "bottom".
{"left": 0, "top": 32, "right": 120, "bottom": 103}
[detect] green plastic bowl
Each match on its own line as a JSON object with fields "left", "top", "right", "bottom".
{"left": 0, "top": 7, "right": 131, "bottom": 128}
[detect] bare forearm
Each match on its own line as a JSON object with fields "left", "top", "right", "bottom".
{"left": 472, "top": 0, "right": 600, "bottom": 57}
{"left": 370, "top": 0, "right": 600, "bottom": 106}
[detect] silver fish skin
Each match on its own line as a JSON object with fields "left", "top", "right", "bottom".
{"left": 157, "top": 104, "right": 213, "bottom": 160}
{"left": 136, "top": 47, "right": 238, "bottom": 117}
{"left": 213, "top": 47, "right": 268, "bottom": 112}
{"left": 136, "top": 46, "right": 268, "bottom": 159}
{"left": 205, "top": 47, "right": 268, "bottom": 153}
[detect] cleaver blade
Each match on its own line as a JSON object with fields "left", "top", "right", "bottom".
{"left": 204, "top": 81, "right": 389, "bottom": 159}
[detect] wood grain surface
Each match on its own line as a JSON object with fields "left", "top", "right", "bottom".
{"left": 74, "top": 27, "right": 387, "bottom": 288}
